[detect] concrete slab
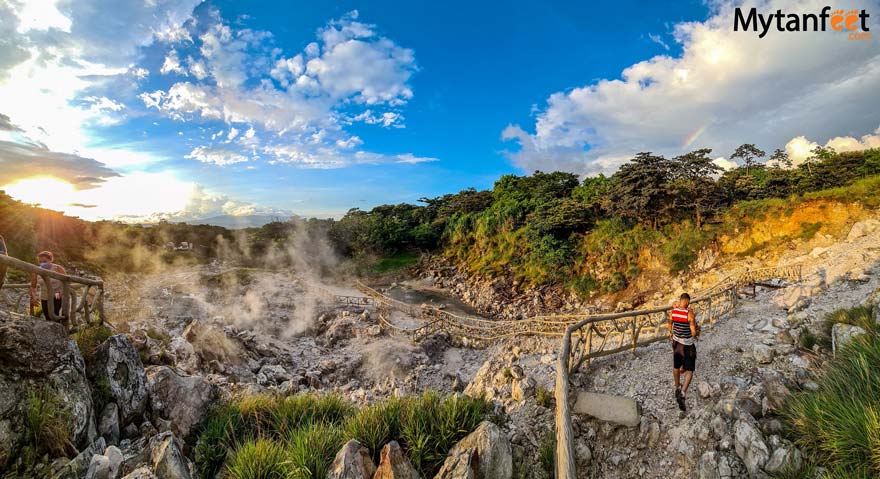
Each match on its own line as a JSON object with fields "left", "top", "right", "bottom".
{"left": 573, "top": 391, "right": 640, "bottom": 427}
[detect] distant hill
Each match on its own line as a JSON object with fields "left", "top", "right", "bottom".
{"left": 186, "top": 214, "right": 294, "bottom": 229}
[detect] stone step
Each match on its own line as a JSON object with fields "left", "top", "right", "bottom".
{"left": 573, "top": 391, "right": 641, "bottom": 427}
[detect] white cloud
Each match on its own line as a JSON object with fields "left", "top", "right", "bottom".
{"left": 712, "top": 156, "right": 738, "bottom": 171}
{"left": 140, "top": 10, "right": 422, "bottom": 168}
{"left": 226, "top": 127, "right": 240, "bottom": 141}
{"left": 185, "top": 146, "right": 250, "bottom": 166}
{"left": 648, "top": 33, "right": 670, "bottom": 51}
{"left": 785, "top": 126, "right": 880, "bottom": 166}
{"left": 503, "top": 0, "right": 880, "bottom": 175}
{"left": 160, "top": 49, "right": 186, "bottom": 75}
{"left": 395, "top": 153, "right": 439, "bottom": 164}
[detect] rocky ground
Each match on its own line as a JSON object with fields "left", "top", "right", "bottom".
{"left": 0, "top": 218, "right": 877, "bottom": 478}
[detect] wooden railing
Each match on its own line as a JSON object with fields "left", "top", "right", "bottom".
{"left": 553, "top": 264, "right": 802, "bottom": 479}
{"left": 0, "top": 255, "right": 104, "bottom": 327}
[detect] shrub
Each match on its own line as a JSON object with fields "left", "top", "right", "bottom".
{"left": 538, "top": 434, "right": 555, "bottom": 477}
{"left": 195, "top": 403, "right": 243, "bottom": 478}
{"left": 73, "top": 322, "right": 111, "bottom": 367}
{"left": 660, "top": 222, "right": 709, "bottom": 274}
{"left": 823, "top": 305, "right": 877, "bottom": 336}
{"left": 272, "top": 393, "right": 352, "bottom": 436}
{"left": 225, "top": 439, "right": 294, "bottom": 479}
{"left": 287, "top": 422, "right": 344, "bottom": 479}
{"left": 25, "top": 387, "right": 75, "bottom": 458}
{"left": 783, "top": 326, "right": 880, "bottom": 477}
{"left": 535, "top": 386, "right": 554, "bottom": 409}
{"left": 399, "top": 391, "right": 492, "bottom": 476}
{"left": 344, "top": 399, "right": 401, "bottom": 463}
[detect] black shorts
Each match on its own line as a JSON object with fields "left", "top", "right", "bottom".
{"left": 672, "top": 341, "right": 696, "bottom": 372}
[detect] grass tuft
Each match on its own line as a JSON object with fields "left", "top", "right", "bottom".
{"left": 225, "top": 439, "right": 294, "bottom": 479}
{"left": 25, "top": 387, "right": 75, "bottom": 459}
{"left": 783, "top": 309, "right": 880, "bottom": 478}
{"left": 73, "top": 322, "right": 111, "bottom": 368}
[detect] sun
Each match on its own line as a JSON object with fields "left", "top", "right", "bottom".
{"left": 1, "top": 176, "right": 78, "bottom": 211}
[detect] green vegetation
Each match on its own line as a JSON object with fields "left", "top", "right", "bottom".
{"left": 535, "top": 385, "right": 554, "bottom": 409}
{"left": 3, "top": 146, "right": 879, "bottom": 298}
{"left": 25, "top": 387, "right": 75, "bottom": 459}
{"left": 73, "top": 322, "right": 111, "bottom": 368}
{"left": 195, "top": 391, "right": 492, "bottom": 479}
{"left": 783, "top": 305, "right": 879, "bottom": 478}
{"left": 372, "top": 251, "right": 420, "bottom": 274}
{"left": 538, "top": 434, "right": 555, "bottom": 476}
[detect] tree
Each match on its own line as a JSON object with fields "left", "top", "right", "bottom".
{"left": 670, "top": 148, "right": 722, "bottom": 227}
{"left": 769, "top": 148, "right": 792, "bottom": 169}
{"left": 607, "top": 152, "right": 675, "bottom": 229}
{"left": 730, "top": 144, "right": 766, "bottom": 174}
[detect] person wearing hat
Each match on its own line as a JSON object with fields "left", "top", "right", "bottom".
{"left": 28, "top": 251, "right": 68, "bottom": 323}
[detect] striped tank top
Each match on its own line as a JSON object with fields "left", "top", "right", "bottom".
{"left": 671, "top": 307, "right": 694, "bottom": 345}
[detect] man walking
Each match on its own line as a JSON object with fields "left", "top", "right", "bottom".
{"left": 669, "top": 293, "right": 699, "bottom": 411}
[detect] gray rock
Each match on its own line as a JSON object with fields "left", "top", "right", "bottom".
{"left": 697, "top": 381, "right": 713, "bottom": 399}
{"left": 327, "top": 440, "right": 376, "bottom": 479}
{"left": 764, "top": 445, "right": 802, "bottom": 474}
{"left": 697, "top": 451, "right": 720, "bottom": 479}
{"left": 734, "top": 420, "right": 769, "bottom": 477}
{"left": 373, "top": 441, "right": 420, "bottom": 479}
{"left": 86, "top": 454, "right": 111, "bottom": 479}
{"left": 150, "top": 432, "right": 191, "bottom": 479}
{"left": 99, "top": 402, "right": 120, "bottom": 445}
{"left": 751, "top": 344, "right": 774, "bottom": 364}
{"left": 106, "top": 445, "right": 124, "bottom": 479}
{"left": 831, "top": 323, "right": 866, "bottom": 354}
{"left": 573, "top": 392, "right": 640, "bottom": 427}
{"left": 122, "top": 466, "right": 157, "bottom": 479}
{"left": 435, "top": 421, "right": 512, "bottom": 479}
{"left": 762, "top": 377, "right": 791, "bottom": 414}
{"left": 0, "top": 315, "right": 96, "bottom": 464}
{"left": 57, "top": 438, "right": 107, "bottom": 479}
{"left": 511, "top": 377, "right": 535, "bottom": 402}
{"left": 90, "top": 335, "right": 148, "bottom": 424}
{"left": 145, "top": 366, "right": 217, "bottom": 440}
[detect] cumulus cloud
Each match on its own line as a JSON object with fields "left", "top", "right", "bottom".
{"left": 503, "top": 0, "right": 880, "bottom": 175}
{"left": 0, "top": 140, "right": 120, "bottom": 188}
{"left": 141, "top": 9, "right": 424, "bottom": 168}
{"left": 160, "top": 49, "right": 187, "bottom": 75}
{"left": 784, "top": 126, "right": 880, "bottom": 166}
{"left": 186, "top": 146, "right": 250, "bottom": 166}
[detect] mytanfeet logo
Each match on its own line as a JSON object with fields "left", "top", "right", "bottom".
{"left": 734, "top": 6, "right": 871, "bottom": 40}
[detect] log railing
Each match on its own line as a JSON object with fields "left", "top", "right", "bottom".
{"left": 0, "top": 255, "right": 104, "bottom": 327}
{"left": 553, "top": 264, "right": 802, "bottom": 479}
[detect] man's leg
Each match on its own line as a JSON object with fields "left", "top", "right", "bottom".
{"left": 681, "top": 371, "right": 693, "bottom": 394}
{"left": 41, "top": 300, "right": 50, "bottom": 321}
{"left": 673, "top": 368, "right": 681, "bottom": 389}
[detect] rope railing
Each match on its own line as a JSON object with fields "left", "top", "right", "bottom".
{"left": 0, "top": 255, "right": 104, "bottom": 328}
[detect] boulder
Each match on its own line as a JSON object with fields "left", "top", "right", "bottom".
{"left": 85, "top": 454, "right": 111, "bottom": 479}
{"left": 373, "top": 441, "right": 420, "bottom": 479}
{"left": 831, "top": 323, "right": 866, "bottom": 354}
{"left": 435, "top": 421, "right": 512, "bottom": 479}
{"left": 733, "top": 420, "right": 769, "bottom": 477}
{"left": 99, "top": 402, "right": 120, "bottom": 444}
{"left": 847, "top": 219, "right": 880, "bottom": 242}
{"left": 697, "top": 451, "right": 720, "bottom": 479}
{"left": 123, "top": 467, "right": 157, "bottom": 479}
{"left": 764, "top": 445, "right": 802, "bottom": 474}
{"left": 145, "top": 366, "right": 217, "bottom": 439}
{"left": 57, "top": 437, "right": 107, "bottom": 479}
{"left": 106, "top": 445, "right": 124, "bottom": 479}
{"left": 751, "top": 344, "right": 774, "bottom": 364}
{"left": 511, "top": 377, "right": 535, "bottom": 402}
{"left": 327, "top": 439, "right": 376, "bottom": 479}
{"left": 0, "top": 315, "right": 96, "bottom": 464}
{"left": 90, "top": 335, "right": 148, "bottom": 424}
{"left": 150, "top": 432, "right": 192, "bottom": 479}
{"left": 573, "top": 392, "right": 640, "bottom": 427}
{"left": 762, "top": 377, "right": 791, "bottom": 414}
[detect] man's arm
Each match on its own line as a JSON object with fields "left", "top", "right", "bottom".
{"left": 689, "top": 310, "right": 698, "bottom": 338}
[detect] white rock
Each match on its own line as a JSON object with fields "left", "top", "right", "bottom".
{"left": 751, "top": 344, "right": 774, "bottom": 364}
{"left": 734, "top": 420, "right": 769, "bottom": 477}
{"left": 832, "top": 323, "right": 866, "bottom": 354}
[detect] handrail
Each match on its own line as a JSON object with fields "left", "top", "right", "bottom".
{"left": 0, "top": 255, "right": 104, "bottom": 328}
{"left": 553, "top": 264, "right": 801, "bottom": 479}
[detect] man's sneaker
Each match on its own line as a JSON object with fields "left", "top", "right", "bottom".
{"left": 675, "top": 388, "right": 686, "bottom": 411}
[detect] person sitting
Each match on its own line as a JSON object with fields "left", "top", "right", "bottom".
{"left": 28, "top": 251, "right": 68, "bottom": 323}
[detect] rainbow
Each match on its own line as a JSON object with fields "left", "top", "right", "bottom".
{"left": 682, "top": 124, "right": 707, "bottom": 149}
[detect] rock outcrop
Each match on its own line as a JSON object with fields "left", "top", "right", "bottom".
{"left": 145, "top": 366, "right": 217, "bottom": 440}
{"left": 373, "top": 441, "right": 420, "bottom": 479}
{"left": 327, "top": 439, "right": 376, "bottom": 479}
{"left": 0, "top": 314, "right": 96, "bottom": 468}
{"left": 435, "top": 421, "right": 512, "bottom": 479}
{"left": 90, "top": 335, "right": 148, "bottom": 424}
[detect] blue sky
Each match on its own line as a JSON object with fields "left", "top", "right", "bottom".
{"left": 0, "top": 0, "right": 878, "bottom": 220}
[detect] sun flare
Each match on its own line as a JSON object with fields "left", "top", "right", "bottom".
{"left": 1, "top": 176, "right": 77, "bottom": 211}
